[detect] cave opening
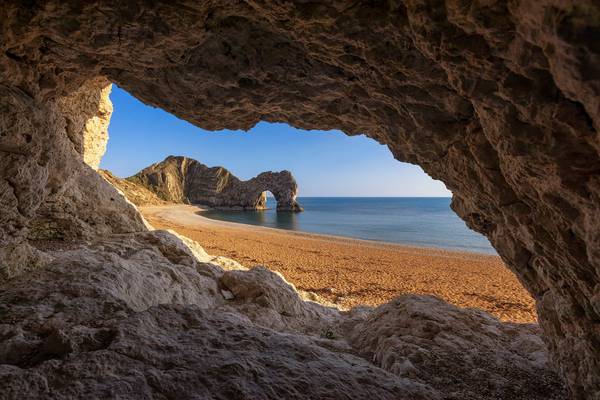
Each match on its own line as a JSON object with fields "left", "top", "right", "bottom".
{"left": 2, "top": 2, "right": 599, "bottom": 397}
{"left": 0, "top": 74, "right": 568, "bottom": 400}
{"left": 98, "top": 84, "right": 532, "bottom": 323}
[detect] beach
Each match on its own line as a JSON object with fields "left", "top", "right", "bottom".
{"left": 141, "top": 204, "right": 536, "bottom": 323}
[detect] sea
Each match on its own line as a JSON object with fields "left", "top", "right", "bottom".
{"left": 200, "top": 197, "right": 496, "bottom": 254}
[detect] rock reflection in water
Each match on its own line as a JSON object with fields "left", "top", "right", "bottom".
{"left": 204, "top": 207, "right": 299, "bottom": 231}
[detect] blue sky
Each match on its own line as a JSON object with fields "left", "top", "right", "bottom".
{"left": 100, "top": 86, "right": 451, "bottom": 197}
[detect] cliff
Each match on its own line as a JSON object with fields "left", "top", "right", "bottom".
{"left": 128, "top": 156, "right": 303, "bottom": 211}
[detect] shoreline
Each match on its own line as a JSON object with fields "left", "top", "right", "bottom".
{"left": 177, "top": 204, "right": 498, "bottom": 259}
{"left": 198, "top": 200, "right": 497, "bottom": 256}
{"left": 140, "top": 204, "right": 536, "bottom": 323}
{"left": 198, "top": 209, "right": 496, "bottom": 255}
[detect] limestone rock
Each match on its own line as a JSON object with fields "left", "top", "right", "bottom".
{"left": 99, "top": 169, "right": 166, "bottom": 206}
{"left": 0, "top": 1, "right": 599, "bottom": 396}
{"left": 0, "top": 242, "right": 52, "bottom": 283}
{"left": 0, "top": 305, "right": 437, "bottom": 400}
{"left": 0, "top": 77, "right": 146, "bottom": 279}
{"left": 0, "top": 230, "right": 564, "bottom": 400}
{"left": 348, "top": 295, "right": 566, "bottom": 400}
{"left": 129, "top": 156, "right": 303, "bottom": 211}
{"left": 221, "top": 266, "right": 307, "bottom": 316}
{"left": 220, "top": 266, "right": 341, "bottom": 335}
{"left": 56, "top": 77, "right": 112, "bottom": 170}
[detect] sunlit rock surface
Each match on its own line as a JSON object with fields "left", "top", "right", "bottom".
{"left": 128, "top": 155, "right": 303, "bottom": 211}
{"left": 99, "top": 169, "right": 166, "bottom": 207}
{"left": 0, "top": 77, "right": 146, "bottom": 281}
{"left": 0, "top": 1, "right": 599, "bottom": 397}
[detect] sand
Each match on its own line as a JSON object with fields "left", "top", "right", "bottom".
{"left": 140, "top": 204, "right": 536, "bottom": 323}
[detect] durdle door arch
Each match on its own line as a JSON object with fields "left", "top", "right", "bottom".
{"left": 127, "top": 155, "right": 304, "bottom": 210}
{"left": 249, "top": 171, "right": 304, "bottom": 212}
{"left": 1, "top": 1, "right": 599, "bottom": 398}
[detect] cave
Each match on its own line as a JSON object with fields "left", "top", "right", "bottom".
{"left": 1, "top": 1, "right": 599, "bottom": 399}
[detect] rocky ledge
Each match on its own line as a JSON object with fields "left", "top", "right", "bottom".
{"left": 125, "top": 156, "right": 303, "bottom": 212}
{"left": 0, "top": 230, "right": 566, "bottom": 399}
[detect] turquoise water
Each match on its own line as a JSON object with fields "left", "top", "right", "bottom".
{"left": 200, "top": 197, "right": 496, "bottom": 254}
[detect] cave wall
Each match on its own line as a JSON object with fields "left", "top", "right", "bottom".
{"left": 1, "top": 1, "right": 599, "bottom": 397}
{"left": 28, "top": 77, "right": 146, "bottom": 243}
{"left": 0, "top": 75, "right": 146, "bottom": 280}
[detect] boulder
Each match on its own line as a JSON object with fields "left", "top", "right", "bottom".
{"left": 348, "top": 295, "right": 566, "bottom": 400}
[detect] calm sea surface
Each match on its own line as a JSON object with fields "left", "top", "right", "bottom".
{"left": 200, "top": 197, "right": 496, "bottom": 254}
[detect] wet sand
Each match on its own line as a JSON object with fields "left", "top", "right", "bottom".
{"left": 140, "top": 204, "right": 536, "bottom": 323}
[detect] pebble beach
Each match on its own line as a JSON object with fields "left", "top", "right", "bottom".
{"left": 141, "top": 204, "right": 536, "bottom": 323}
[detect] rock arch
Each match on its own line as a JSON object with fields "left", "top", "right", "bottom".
{"left": 128, "top": 155, "right": 303, "bottom": 211}
{"left": 246, "top": 171, "right": 303, "bottom": 212}
{"left": 1, "top": 1, "right": 599, "bottom": 397}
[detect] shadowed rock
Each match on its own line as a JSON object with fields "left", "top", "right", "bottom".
{"left": 128, "top": 156, "right": 303, "bottom": 211}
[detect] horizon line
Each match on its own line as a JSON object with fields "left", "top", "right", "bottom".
{"left": 281, "top": 195, "right": 453, "bottom": 198}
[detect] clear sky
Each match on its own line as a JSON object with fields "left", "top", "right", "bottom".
{"left": 100, "top": 86, "right": 451, "bottom": 197}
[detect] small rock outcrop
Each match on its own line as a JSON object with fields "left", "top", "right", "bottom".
{"left": 128, "top": 156, "right": 303, "bottom": 211}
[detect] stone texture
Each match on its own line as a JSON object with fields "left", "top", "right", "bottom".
{"left": 219, "top": 266, "right": 342, "bottom": 335}
{"left": 129, "top": 155, "right": 303, "bottom": 211}
{"left": 0, "top": 1, "right": 599, "bottom": 397}
{"left": 348, "top": 295, "right": 565, "bottom": 400}
{"left": 0, "top": 304, "right": 436, "bottom": 400}
{"left": 56, "top": 77, "right": 112, "bottom": 170}
{"left": 0, "top": 230, "right": 564, "bottom": 400}
{"left": 24, "top": 78, "right": 147, "bottom": 243}
{"left": 0, "top": 76, "right": 146, "bottom": 280}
